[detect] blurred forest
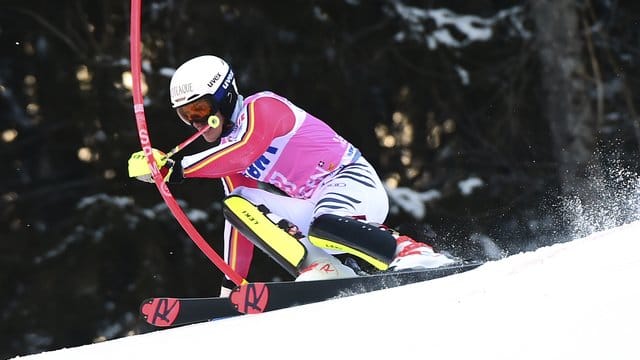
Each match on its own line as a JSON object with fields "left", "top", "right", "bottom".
{"left": 2, "top": 0, "right": 640, "bottom": 358}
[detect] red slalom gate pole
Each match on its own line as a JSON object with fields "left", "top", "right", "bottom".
{"left": 129, "top": 0, "right": 246, "bottom": 285}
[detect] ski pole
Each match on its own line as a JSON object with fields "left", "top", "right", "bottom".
{"left": 165, "top": 115, "right": 220, "bottom": 158}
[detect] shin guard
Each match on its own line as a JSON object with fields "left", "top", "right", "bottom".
{"left": 222, "top": 195, "right": 307, "bottom": 276}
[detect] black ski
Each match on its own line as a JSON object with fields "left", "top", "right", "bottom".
{"left": 140, "top": 296, "right": 240, "bottom": 328}
{"left": 229, "top": 260, "right": 482, "bottom": 314}
{"left": 140, "top": 260, "right": 482, "bottom": 328}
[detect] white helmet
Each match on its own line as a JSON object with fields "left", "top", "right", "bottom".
{"left": 170, "top": 55, "right": 239, "bottom": 132}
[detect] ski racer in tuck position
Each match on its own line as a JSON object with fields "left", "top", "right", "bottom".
{"left": 128, "top": 55, "right": 457, "bottom": 296}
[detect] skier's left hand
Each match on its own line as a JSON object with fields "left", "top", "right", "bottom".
{"left": 128, "top": 148, "right": 175, "bottom": 183}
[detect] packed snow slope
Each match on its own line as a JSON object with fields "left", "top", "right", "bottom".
{"left": 14, "top": 220, "right": 640, "bottom": 360}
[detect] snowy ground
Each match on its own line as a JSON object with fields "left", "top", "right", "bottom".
{"left": 12, "top": 220, "right": 640, "bottom": 360}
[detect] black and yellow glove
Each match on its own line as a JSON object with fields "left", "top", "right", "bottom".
{"left": 128, "top": 149, "right": 181, "bottom": 183}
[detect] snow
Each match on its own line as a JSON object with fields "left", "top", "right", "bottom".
{"left": 13, "top": 220, "right": 640, "bottom": 360}
{"left": 392, "top": 5, "right": 529, "bottom": 50}
{"left": 386, "top": 186, "right": 441, "bottom": 219}
{"left": 458, "top": 176, "right": 484, "bottom": 195}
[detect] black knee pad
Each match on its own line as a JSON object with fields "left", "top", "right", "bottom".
{"left": 308, "top": 214, "right": 396, "bottom": 270}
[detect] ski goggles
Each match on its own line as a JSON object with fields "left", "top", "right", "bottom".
{"left": 176, "top": 95, "right": 218, "bottom": 126}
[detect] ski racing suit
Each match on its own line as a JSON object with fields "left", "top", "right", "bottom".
{"left": 179, "top": 91, "right": 389, "bottom": 285}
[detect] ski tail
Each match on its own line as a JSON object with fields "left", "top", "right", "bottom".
{"left": 140, "top": 296, "right": 242, "bottom": 328}
{"left": 140, "top": 298, "right": 181, "bottom": 327}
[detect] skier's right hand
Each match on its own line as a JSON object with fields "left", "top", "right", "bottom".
{"left": 127, "top": 148, "right": 175, "bottom": 183}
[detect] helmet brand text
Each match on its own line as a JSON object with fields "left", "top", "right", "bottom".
{"left": 171, "top": 83, "right": 193, "bottom": 98}
{"left": 207, "top": 73, "right": 222, "bottom": 87}
{"left": 221, "top": 70, "right": 234, "bottom": 90}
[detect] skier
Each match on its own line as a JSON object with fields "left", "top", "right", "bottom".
{"left": 128, "top": 55, "right": 456, "bottom": 296}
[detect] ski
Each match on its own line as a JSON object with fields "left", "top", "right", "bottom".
{"left": 140, "top": 260, "right": 482, "bottom": 327}
{"left": 140, "top": 296, "right": 240, "bottom": 328}
{"left": 229, "top": 260, "right": 482, "bottom": 314}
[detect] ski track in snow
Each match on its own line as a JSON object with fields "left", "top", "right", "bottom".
{"left": 12, "top": 221, "right": 640, "bottom": 360}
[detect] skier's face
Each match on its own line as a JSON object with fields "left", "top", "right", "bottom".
{"left": 176, "top": 96, "right": 223, "bottom": 142}
{"left": 177, "top": 96, "right": 216, "bottom": 124}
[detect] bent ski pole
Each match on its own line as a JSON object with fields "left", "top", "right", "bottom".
{"left": 166, "top": 115, "right": 220, "bottom": 158}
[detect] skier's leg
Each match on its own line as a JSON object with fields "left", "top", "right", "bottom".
{"left": 223, "top": 187, "right": 355, "bottom": 278}
{"left": 304, "top": 157, "right": 395, "bottom": 270}
{"left": 307, "top": 157, "right": 457, "bottom": 271}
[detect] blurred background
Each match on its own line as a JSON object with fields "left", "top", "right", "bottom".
{"left": 2, "top": 0, "right": 640, "bottom": 358}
